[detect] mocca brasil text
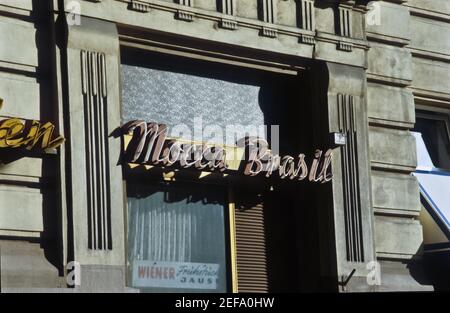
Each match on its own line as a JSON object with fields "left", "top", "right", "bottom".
{"left": 119, "top": 120, "right": 333, "bottom": 183}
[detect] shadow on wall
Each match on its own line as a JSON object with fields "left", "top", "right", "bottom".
{"left": 404, "top": 243, "right": 450, "bottom": 291}
{"left": 404, "top": 244, "right": 433, "bottom": 288}
{"left": 33, "top": 0, "right": 65, "bottom": 279}
{"left": 409, "top": 243, "right": 450, "bottom": 291}
{"left": 0, "top": 0, "right": 67, "bottom": 289}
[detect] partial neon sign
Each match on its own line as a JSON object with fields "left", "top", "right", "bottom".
{"left": 0, "top": 99, "right": 65, "bottom": 152}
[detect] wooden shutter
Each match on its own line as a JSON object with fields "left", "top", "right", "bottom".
{"left": 234, "top": 200, "right": 269, "bottom": 292}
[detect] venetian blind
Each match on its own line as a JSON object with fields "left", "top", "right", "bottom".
{"left": 235, "top": 195, "right": 269, "bottom": 292}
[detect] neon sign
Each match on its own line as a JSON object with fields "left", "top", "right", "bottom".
{"left": 0, "top": 98, "right": 65, "bottom": 151}
{"left": 119, "top": 120, "right": 333, "bottom": 183}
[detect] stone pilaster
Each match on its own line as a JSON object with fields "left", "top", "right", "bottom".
{"left": 63, "top": 16, "right": 127, "bottom": 291}
{"left": 366, "top": 0, "right": 433, "bottom": 291}
{"left": 311, "top": 61, "right": 376, "bottom": 292}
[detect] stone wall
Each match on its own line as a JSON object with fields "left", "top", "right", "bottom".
{"left": 367, "top": 0, "right": 448, "bottom": 291}
{"left": 0, "top": 0, "right": 65, "bottom": 287}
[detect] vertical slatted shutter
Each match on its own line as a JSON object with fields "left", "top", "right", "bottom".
{"left": 235, "top": 203, "right": 269, "bottom": 292}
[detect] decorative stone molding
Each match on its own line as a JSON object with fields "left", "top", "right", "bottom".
{"left": 366, "top": 33, "right": 410, "bottom": 47}
{"left": 80, "top": 50, "right": 112, "bottom": 251}
{"left": 175, "top": 10, "right": 195, "bottom": 22}
{"left": 65, "top": 16, "right": 125, "bottom": 267}
{"left": 301, "top": 34, "right": 316, "bottom": 45}
{"left": 219, "top": 19, "right": 238, "bottom": 30}
{"left": 298, "top": 0, "right": 316, "bottom": 44}
{"left": 79, "top": 0, "right": 372, "bottom": 64}
{"left": 409, "top": 48, "right": 450, "bottom": 63}
{"left": 300, "top": 0, "right": 315, "bottom": 32}
{"left": 219, "top": 0, "right": 236, "bottom": 16}
{"left": 175, "top": 0, "right": 195, "bottom": 22}
{"left": 218, "top": 0, "right": 237, "bottom": 30}
{"left": 261, "top": 27, "right": 278, "bottom": 38}
{"left": 337, "top": 41, "right": 354, "bottom": 51}
{"left": 129, "top": 0, "right": 151, "bottom": 13}
{"left": 177, "top": 0, "right": 193, "bottom": 6}
{"left": 311, "top": 62, "right": 375, "bottom": 291}
{"left": 338, "top": 5, "right": 352, "bottom": 38}
{"left": 407, "top": 4, "right": 450, "bottom": 23}
{"left": 366, "top": 73, "right": 412, "bottom": 88}
{"left": 335, "top": 5, "right": 354, "bottom": 52}
{"left": 337, "top": 93, "right": 364, "bottom": 263}
{"left": 259, "top": 0, "right": 276, "bottom": 24}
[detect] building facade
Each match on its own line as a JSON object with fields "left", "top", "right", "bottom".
{"left": 0, "top": 0, "right": 449, "bottom": 292}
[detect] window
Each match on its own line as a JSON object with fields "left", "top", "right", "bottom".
{"left": 127, "top": 181, "right": 229, "bottom": 292}
{"left": 414, "top": 111, "right": 450, "bottom": 170}
{"left": 413, "top": 109, "right": 450, "bottom": 243}
{"left": 120, "top": 48, "right": 305, "bottom": 292}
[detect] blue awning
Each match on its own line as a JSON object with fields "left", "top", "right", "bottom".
{"left": 412, "top": 132, "right": 450, "bottom": 234}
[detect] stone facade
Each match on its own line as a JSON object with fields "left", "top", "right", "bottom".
{"left": 0, "top": 0, "right": 447, "bottom": 292}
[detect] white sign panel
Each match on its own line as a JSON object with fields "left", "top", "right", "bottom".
{"left": 132, "top": 260, "right": 220, "bottom": 290}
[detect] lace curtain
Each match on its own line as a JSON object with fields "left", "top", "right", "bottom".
{"left": 127, "top": 182, "right": 228, "bottom": 292}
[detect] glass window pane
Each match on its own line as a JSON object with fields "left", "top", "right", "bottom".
{"left": 415, "top": 115, "right": 450, "bottom": 170}
{"left": 127, "top": 181, "right": 228, "bottom": 293}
